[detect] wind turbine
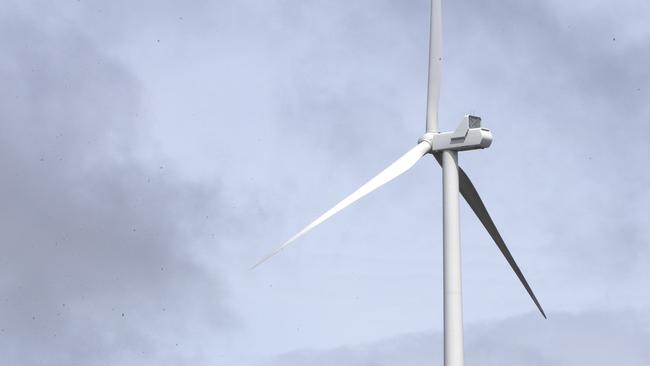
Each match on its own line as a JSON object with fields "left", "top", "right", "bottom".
{"left": 253, "top": 0, "right": 546, "bottom": 365}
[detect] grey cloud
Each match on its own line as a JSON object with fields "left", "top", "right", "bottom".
{"left": 3, "top": 0, "right": 217, "bottom": 43}
{"left": 0, "top": 16, "right": 231, "bottom": 365}
{"left": 267, "top": 0, "right": 430, "bottom": 156}
{"left": 267, "top": 309, "right": 650, "bottom": 366}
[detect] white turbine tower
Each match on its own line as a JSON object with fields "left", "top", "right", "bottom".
{"left": 253, "top": 1, "right": 546, "bottom": 365}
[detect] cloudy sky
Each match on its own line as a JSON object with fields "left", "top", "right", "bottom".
{"left": 1, "top": 0, "right": 649, "bottom": 365}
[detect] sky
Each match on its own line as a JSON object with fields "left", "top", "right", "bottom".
{"left": 1, "top": 0, "right": 649, "bottom": 365}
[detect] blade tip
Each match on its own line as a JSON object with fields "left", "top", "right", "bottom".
{"left": 250, "top": 257, "right": 269, "bottom": 271}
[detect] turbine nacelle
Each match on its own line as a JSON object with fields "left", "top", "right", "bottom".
{"left": 419, "top": 115, "right": 493, "bottom": 153}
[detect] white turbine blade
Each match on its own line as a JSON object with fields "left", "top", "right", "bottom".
{"left": 433, "top": 153, "right": 547, "bottom": 318}
{"left": 426, "top": 0, "right": 443, "bottom": 133}
{"left": 252, "top": 141, "right": 432, "bottom": 269}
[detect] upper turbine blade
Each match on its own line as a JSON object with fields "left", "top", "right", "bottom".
{"left": 434, "top": 154, "right": 547, "bottom": 318}
{"left": 252, "top": 141, "right": 432, "bottom": 269}
{"left": 426, "top": 0, "right": 443, "bottom": 133}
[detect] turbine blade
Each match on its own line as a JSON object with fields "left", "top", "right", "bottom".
{"left": 434, "top": 154, "right": 547, "bottom": 318}
{"left": 252, "top": 141, "right": 432, "bottom": 269}
{"left": 426, "top": 0, "right": 443, "bottom": 132}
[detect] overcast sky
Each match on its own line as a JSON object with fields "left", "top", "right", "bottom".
{"left": 1, "top": 0, "right": 649, "bottom": 365}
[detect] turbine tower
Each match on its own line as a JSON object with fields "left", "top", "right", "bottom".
{"left": 253, "top": 1, "right": 546, "bottom": 365}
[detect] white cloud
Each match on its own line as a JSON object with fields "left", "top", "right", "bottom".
{"left": 267, "top": 309, "right": 650, "bottom": 366}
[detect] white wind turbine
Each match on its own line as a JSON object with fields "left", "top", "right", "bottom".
{"left": 253, "top": 1, "right": 546, "bottom": 365}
